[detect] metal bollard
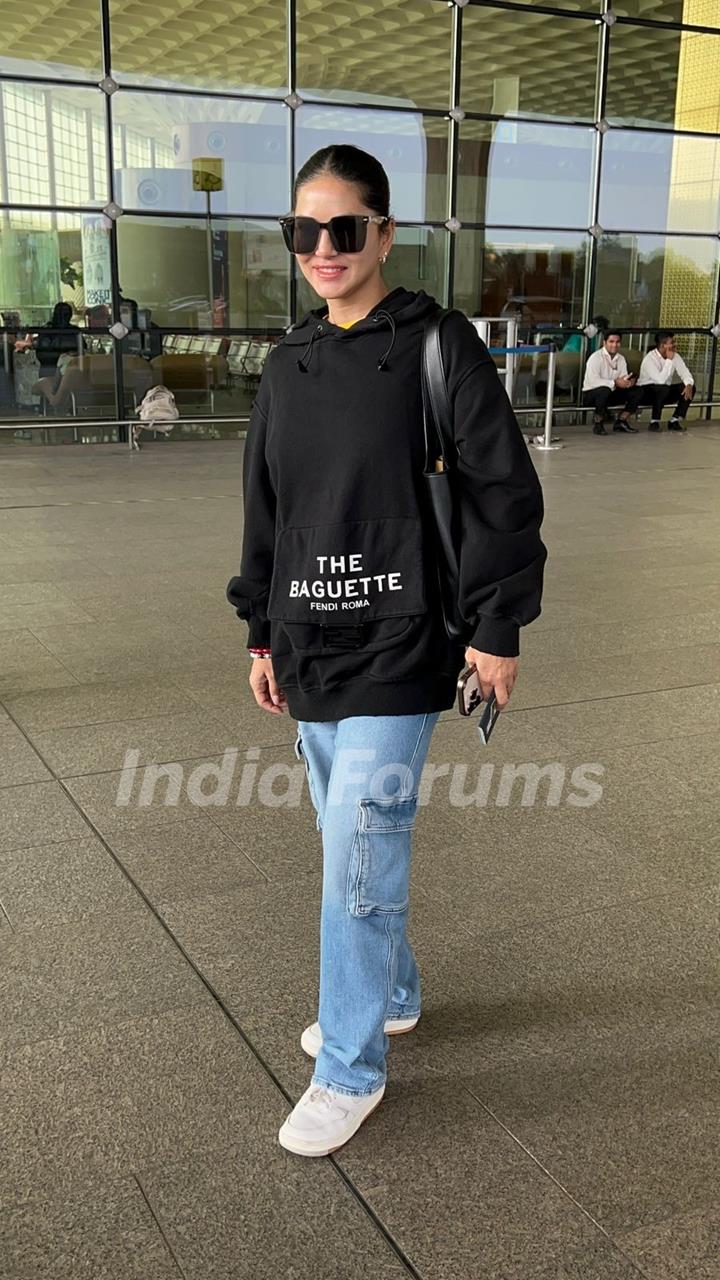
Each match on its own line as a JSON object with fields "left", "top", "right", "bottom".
{"left": 530, "top": 346, "right": 563, "bottom": 451}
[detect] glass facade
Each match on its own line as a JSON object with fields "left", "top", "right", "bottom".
{"left": 1, "top": 0, "right": 719, "bottom": 440}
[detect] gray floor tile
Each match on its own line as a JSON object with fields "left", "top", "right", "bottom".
{"left": 0, "top": 834, "right": 139, "bottom": 929}
{"left": 208, "top": 794, "right": 323, "bottom": 882}
{"left": 0, "top": 1006, "right": 282, "bottom": 1198}
{"left": 618, "top": 1202, "right": 720, "bottom": 1279}
{"left": 199, "top": 695, "right": 300, "bottom": 748}
{"left": 0, "top": 602, "right": 98, "bottom": 632}
{"left": 0, "top": 780, "right": 89, "bottom": 854}
{"left": 110, "top": 818, "right": 268, "bottom": 901}
{"left": 138, "top": 1142, "right": 408, "bottom": 1280}
{"left": 335, "top": 1080, "right": 616, "bottom": 1280}
{"left": 0, "top": 721, "right": 52, "bottom": 787}
{"left": 63, "top": 763, "right": 219, "bottom": 841}
{"left": 157, "top": 881, "right": 322, "bottom": 1098}
{"left": 0, "top": 1177, "right": 181, "bottom": 1279}
{"left": 29, "top": 708, "right": 239, "bottom": 778}
{"left": 3, "top": 676, "right": 196, "bottom": 734}
{"left": 461, "top": 1020, "right": 720, "bottom": 1237}
{"left": 413, "top": 804, "right": 683, "bottom": 937}
{"left": 0, "top": 628, "right": 79, "bottom": 697}
{"left": 0, "top": 907, "right": 207, "bottom": 1049}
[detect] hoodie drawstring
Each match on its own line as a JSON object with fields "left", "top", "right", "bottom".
{"left": 296, "top": 310, "right": 397, "bottom": 373}
{"left": 296, "top": 323, "right": 323, "bottom": 372}
{"left": 375, "top": 310, "right": 396, "bottom": 372}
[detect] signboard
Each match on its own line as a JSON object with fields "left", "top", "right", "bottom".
{"left": 81, "top": 214, "right": 112, "bottom": 308}
{"left": 192, "top": 157, "right": 225, "bottom": 193}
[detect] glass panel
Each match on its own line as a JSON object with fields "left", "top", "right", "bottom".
{"left": 295, "top": 106, "right": 449, "bottom": 224}
{"left": 461, "top": 7, "right": 600, "bottom": 122}
{"left": 600, "top": 130, "right": 720, "bottom": 233}
{"left": 117, "top": 216, "right": 290, "bottom": 329}
{"left": 508, "top": 0, "right": 599, "bottom": 8}
{"left": 453, "top": 229, "right": 588, "bottom": 331}
{"left": 297, "top": 0, "right": 452, "bottom": 109}
{"left": 297, "top": 226, "right": 449, "bottom": 313}
{"left": 110, "top": 0, "right": 287, "bottom": 94}
{"left": 0, "top": 83, "right": 107, "bottom": 207}
{"left": 594, "top": 232, "right": 719, "bottom": 328}
{"left": 0, "top": 209, "right": 103, "bottom": 421}
{"left": 613, "top": 1, "right": 720, "bottom": 25}
{"left": 0, "top": 0, "right": 102, "bottom": 79}
{"left": 458, "top": 120, "right": 595, "bottom": 229}
{"left": 125, "top": 330, "right": 280, "bottom": 423}
{"left": 606, "top": 23, "right": 720, "bottom": 132}
{"left": 112, "top": 95, "right": 288, "bottom": 216}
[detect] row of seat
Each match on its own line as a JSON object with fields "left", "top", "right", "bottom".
{"left": 34, "top": 354, "right": 231, "bottom": 417}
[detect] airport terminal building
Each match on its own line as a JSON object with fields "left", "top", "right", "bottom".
{"left": 1, "top": 0, "right": 719, "bottom": 440}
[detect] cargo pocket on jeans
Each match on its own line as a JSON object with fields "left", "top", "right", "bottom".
{"left": 346, "top": 794, "right": 418, "bottom": 917}
{"left": 295, "top": 731, "right": 322, "bottom": 832}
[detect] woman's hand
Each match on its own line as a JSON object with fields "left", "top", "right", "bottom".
{"left": 465, "top": 647, "right": 518, "bottom": 708}
{"left": 249, "top": 656, "right": 287, "bottom": 715}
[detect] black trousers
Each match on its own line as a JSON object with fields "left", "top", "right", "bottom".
{"left": 582, "top": 387, "right": 629, "bottom": 417}
{"left": 624, "top": 383, "right": 694, "bottom": 420}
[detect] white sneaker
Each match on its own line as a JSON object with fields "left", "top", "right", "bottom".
{"left": 300, "top": 1014, "right": 419, "bottom": 1059}
{"left": 278, "top": 1082, "right": 385, "bottom": 1157}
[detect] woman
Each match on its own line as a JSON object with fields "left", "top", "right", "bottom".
{"left": 17, "top": 302, "right": 85, "bottom": 388}
{"left": 227, "top": 144, "right": 546, "bottom": 1157}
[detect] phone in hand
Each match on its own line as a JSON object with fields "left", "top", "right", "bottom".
{"left": 456, "top": 663, "right": 500, "bottom": 744}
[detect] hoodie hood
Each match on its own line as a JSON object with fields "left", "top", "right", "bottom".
{"left": 281, "top": 286, "right": 439, "bottom": 373}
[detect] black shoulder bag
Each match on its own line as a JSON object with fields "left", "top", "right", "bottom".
{"left": 421, "top": 309, "right": 467, "bottom": 642}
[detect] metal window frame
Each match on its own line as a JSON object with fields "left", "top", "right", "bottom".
{"left": 0, "top": 0, "right": 718, "bottom": 423}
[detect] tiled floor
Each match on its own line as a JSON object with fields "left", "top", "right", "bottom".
{"left": 1, "top": 427, "right": 718, "bottom": 1279}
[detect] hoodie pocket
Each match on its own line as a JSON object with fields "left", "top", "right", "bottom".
{"left": 267, "top": 517, "right": 428, "bottom": 655}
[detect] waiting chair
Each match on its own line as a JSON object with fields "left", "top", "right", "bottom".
{"left": 33, "top": 355, "right": 153, "bottom": 416}
{"left": 149, "top": 353, "right": 229, "bottom": 413}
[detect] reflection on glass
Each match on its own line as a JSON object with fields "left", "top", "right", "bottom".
{"left": 117, "top": 216, "right": 290, "bottom": 328}
{"left": 453, "top": 229, "right": 588, "bottom": 330}
{"left": 458, "top": 120, "right": 595, "bottom": 229}
{"left": 112, "top": 95, "right": 288, "bottom": 216}
{"left": 295, "top": 107, "right": 449, "bottom": 224}
{"left": 110, "top": 0, "right": 287, "bottom": 94}
{"left": 518, "top": 0, "right": 599, "bottom": 7}
{"left": 606, "top": 24, "right": 720, "bottom": 132}
{"left": 0, "top": 210, "right": 91, "bottom": 328}
{"left": 296, "top": 226, "right": 449, "bottom": 313}
{"left": 461, "top": 8, "right": 599, "bottom": 122}
{"left": 612, "top": 1, "right": 718, "bottom": 23}
{"left": 297, "top": 0, "right": 452, "bottom": 109}
{"left": 0, "top": 84, "right": 107, "bottom": 207}
{"left": 600, "top": 130, "right": 720, "bottom": 234}
{"left": 0, "top": 1, "right": 102, "bottom": 79}
{"left": 594, "top": 232, "right": 719, "bottom": 328}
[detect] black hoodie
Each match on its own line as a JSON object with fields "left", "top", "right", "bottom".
{"left": 227, "top": 286, "right": 546, "bottom": 722}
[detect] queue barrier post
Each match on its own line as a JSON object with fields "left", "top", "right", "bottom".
{"left": 531, "top": 345, "right": 563, "bottom": 452}
{"left": 486, "top": 342, "right": 563, "bottom": 451}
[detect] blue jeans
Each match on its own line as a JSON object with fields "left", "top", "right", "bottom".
{"left": 295, "top": 712, "right": 440, "bottom": 1097}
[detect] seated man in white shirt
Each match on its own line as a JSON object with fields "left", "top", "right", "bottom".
{"left": 582, "top": 328, "right": 638, "bottom": 435}
{"left": 624, "top": 330, "right": 695, "bottom": 432}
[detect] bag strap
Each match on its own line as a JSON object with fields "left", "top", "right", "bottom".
{"left": 422, "top": 308, "right": 455, "bottom": 472}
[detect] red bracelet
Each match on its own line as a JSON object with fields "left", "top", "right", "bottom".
{"left": 249, "top": 647, "right": 272, "bottom": 657}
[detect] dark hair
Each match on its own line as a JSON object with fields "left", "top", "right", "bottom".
{"left": 655, "top": 329, "right": 675, "bottom": 345}
{"left": 592, "top": 314, "right": 610, "bottom": 331}
{"left": 292, "top": 144, "right": 391, "bottom": 218}
{"left": 604, "top": 327, "right": 622, "bottom": 341}
{"left": 50, "top": 302, "right": 73, "bottom": 327}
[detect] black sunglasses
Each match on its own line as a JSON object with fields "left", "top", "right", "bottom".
{"left": 278, "top": 214, "right": 389, "bottom": 256}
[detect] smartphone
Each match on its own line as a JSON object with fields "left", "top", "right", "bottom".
{"left": 457, "top": 663, "right": 482, "bottom": 716}
{"left": 456, "top": 664, "right": 501, "bottom": 745}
